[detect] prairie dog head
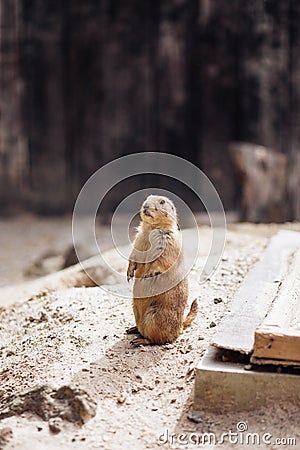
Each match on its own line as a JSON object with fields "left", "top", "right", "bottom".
{"left": 140, "top": 195, "right": 178, "bottom": 230}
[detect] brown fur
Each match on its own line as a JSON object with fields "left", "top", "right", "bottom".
{"left": 127, "top": 195, "right": 198, "bottom": 346}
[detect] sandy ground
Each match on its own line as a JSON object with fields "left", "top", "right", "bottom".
{"left": 0, "top": 216, "right": 299, "bottom": 449}
{"left": 0, "top": 214, "right": 115, "bottom": 287}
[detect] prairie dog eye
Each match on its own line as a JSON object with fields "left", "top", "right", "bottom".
{"left": 160, "top": 199, "right": 165, "bottom": 205}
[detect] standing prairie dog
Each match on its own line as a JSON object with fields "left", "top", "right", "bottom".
{"left": 127, "top": 195, "right": 198, "bottom": 346}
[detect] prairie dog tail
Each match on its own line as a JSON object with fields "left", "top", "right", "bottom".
{"left": 183, "top": 299, "right": 198, "bottom": 329}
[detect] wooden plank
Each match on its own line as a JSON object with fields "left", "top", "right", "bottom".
{"left": 252, "top": 245, "right": 300, "bottom": 363}
{"left": 253, "top": 326, "right": 300, "bottom": 363}
{"left": 0, "top": 0, "right": 28, "bottom": 210}
{"left": 289, "top": 1, "right": 300, "bottom": 220}
{"left": 251, "top": 355, "right": 300, "bottom": 368}
{"left": 212, "top": 230, "right": 300, "bottom": 354}
{"left": 260, "top": 246, "right": 300, "bottom": 329}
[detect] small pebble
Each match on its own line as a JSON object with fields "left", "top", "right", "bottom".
{"left": 117, "top": 394, "right": 127, "bottom": 404}
{"left": 187, "top": 412, "right": 203, "bottom": 423}
{"left": 48, "top": 417, "right": 63, "bottom": 434}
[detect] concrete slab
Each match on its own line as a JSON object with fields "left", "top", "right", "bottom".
{"left": 194, "top": 346, "right": 300, "bottom": 413}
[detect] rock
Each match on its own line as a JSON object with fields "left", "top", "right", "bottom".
{"left": 0, "top": 384, "right": 97, "bottom": 425}
{"left": 187, "top": 411, "right": 203, "bottom": 423}
{"left": 24, "top": 252, "right": 65, "bottom": 278}
{"left": 116, "top": 393, "right": 127, "bottom": 404}
{"left": 48, "top": 417, "right": 63, "bottom": 434}
{"left": 288, "top": 152, "right": 300, "bottom": 220}
{"left": 63, "top": 244, "right": 96, "bottom": 269}
{"left": 54, "top": 386, "right": 97, "bottom": 424}
{"left": 230, "top": 142, "right": 288, "bottom": 223}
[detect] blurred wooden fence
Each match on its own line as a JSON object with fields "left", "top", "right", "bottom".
{"left": 0, "top": 0, "right": 300, "bottom": 219}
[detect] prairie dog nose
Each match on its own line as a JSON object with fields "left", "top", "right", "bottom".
{"left": 143, "top": 203, "right": 149, "bottom": 210}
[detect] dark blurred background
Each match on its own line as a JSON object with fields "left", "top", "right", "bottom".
{"left": 1, "top": 0, "right": 300, "bottom": 222}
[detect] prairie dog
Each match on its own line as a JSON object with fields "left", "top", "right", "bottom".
{"left": 127, "top": 195, "right": 198, "bottom": 346}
